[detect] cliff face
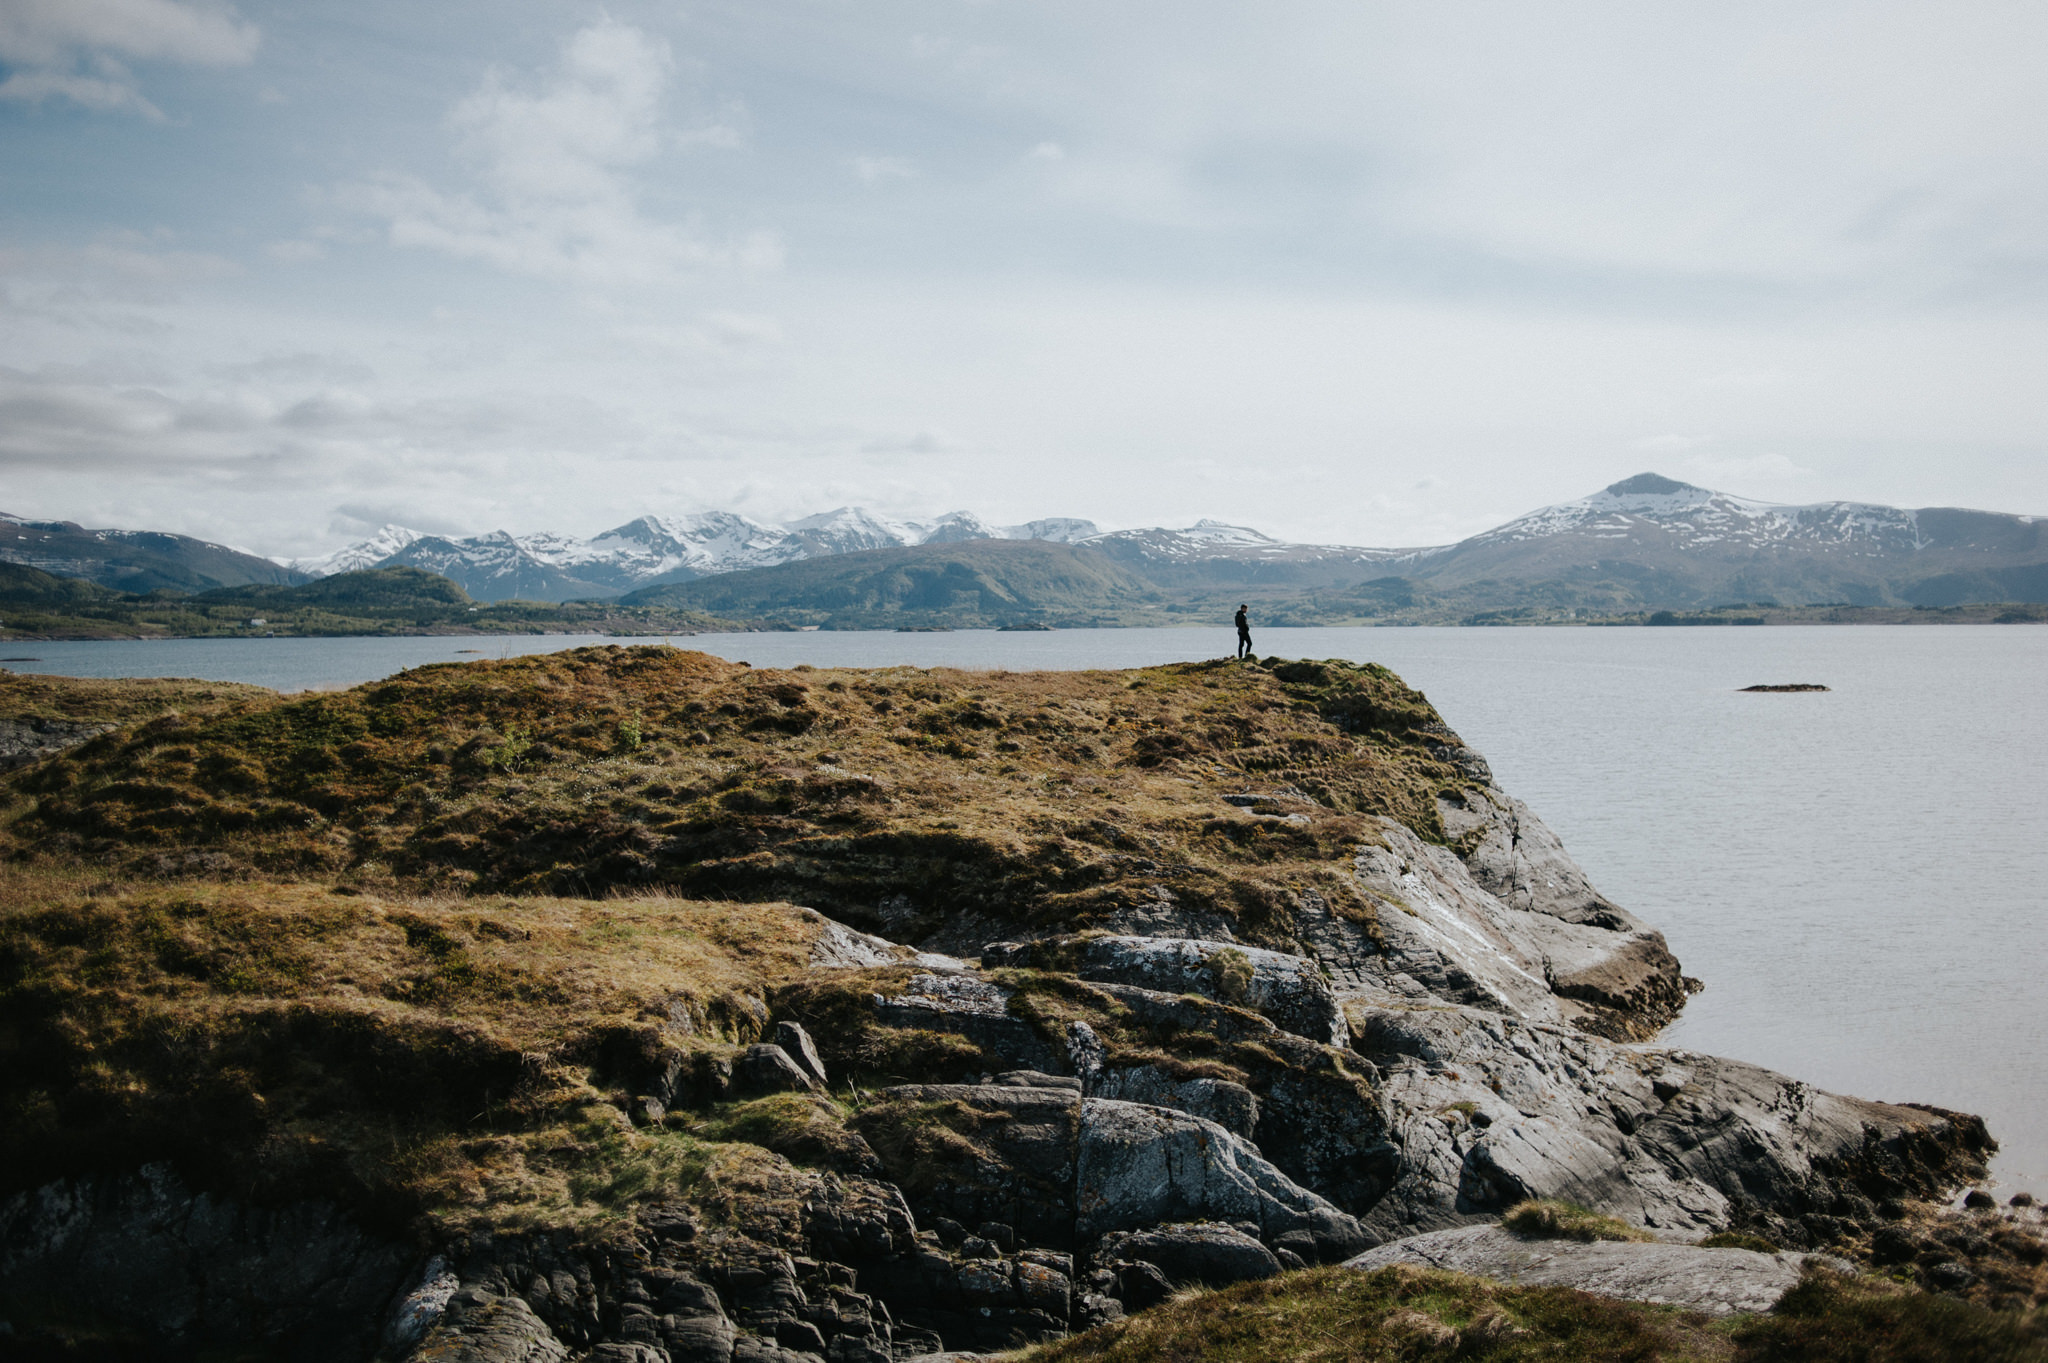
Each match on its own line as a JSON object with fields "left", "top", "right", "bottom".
{"left": 0, "top": 650, "right": 1996, "bottom": 1359}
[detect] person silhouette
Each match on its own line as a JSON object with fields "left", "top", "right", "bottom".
{"left": 1234, "top": 604, "right": 1252, "bottom": 659}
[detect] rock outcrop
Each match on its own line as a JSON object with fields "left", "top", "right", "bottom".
{"left": 1347, "top": 1223, "right": 1839, "bottom": 1317}
{"left": 0, "top": 715, "right": 111, "bottom": 771}
{"left": 0, "top": 652, "right": 2001, "bottom": 1359}
{"left": 1347, "top": 996, "right": 1991, "bottom": 1245}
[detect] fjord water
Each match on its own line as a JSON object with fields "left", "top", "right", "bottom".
{"left": 7, "top": 625, "right": 2045, "bottom": 1198}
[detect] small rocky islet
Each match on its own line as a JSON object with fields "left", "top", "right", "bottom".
{"left": 0, "top": 649, "right": 2039, "bottom": 1360}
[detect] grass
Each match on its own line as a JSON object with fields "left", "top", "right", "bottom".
{"left": 0, "top": 863, "right": 831, "bottom": 1231}
{"left": 1502, "top": 1199, "right": 1659, "bottom": 1243}
{"left": 1, "top": 647, "right": 1495, "bottom": 966}
{"left": 1008, "top": 1263, "right": 2048, "bottom": 1363}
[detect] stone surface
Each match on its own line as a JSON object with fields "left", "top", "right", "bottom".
{"left": 409, "top": 1288, "right": 572, "bottom": 1362}
{"left": 737, "top": 1043, "right": 821, "bottom": 1095}
{"left": 1093, "top": 1065, "right": 1259, "bottom": 1140}
{"left": 0, "top": 1164, "right": 413, "bottom": 1363}
{"left": 1033, "top": 935, "right": 1349, "bottom": 1047}
{"left": 775, "top": 1021, "right": 830, "bottom": 1091}
{"left": 871, "top": 973, "right": 1065, "bottom": 1076}
{"left": 1347, "top": 1224, "right": 1827, "bottom": 1317}
{"left": 1348, "top": 997, "right": 1994, "bottom": 1243}
{"left": 0, "top": 716, "right": 112, "bottom": 771}
{"left": 1096, "top": 1223, "right": 1282, "bottom": 1288}
{"left": 1075, "top": 1098, "right": 1366, "bottom": 1258}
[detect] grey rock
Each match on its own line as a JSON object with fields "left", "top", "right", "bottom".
{"left": 737, "top": 1044, "right": 819, "bottom": 1095}
{"left": 1096, "top": 1223, "right": 1282, "bottom": 1288}
{"left": 1348, "top": 1224, "right": 1822, "bottom": 1317}
{"left": 1065, "top": 935, "right": 1348, "bottom": 1047}
{"left": 807, "top": 915, "right": 964, "bottom": 971}
{"left": 589, "top": 1346, "right": 667, "bottom": 1363}
{"left": 1075, "top": 1098, "right": 1364, "bottom": 1255}
{"left": 385, "top": 1255, "right": 461, "bottom": 1354}
{"left": 871, "top": 973, "right": 1065, "bottom": 1076}
{"left": 0, "top": 716, "right": 113, "bottom": 771}
{"left": 776, "top": 1021, "right": 830, "bottom": 1090}
{"left": 408, "top": 1288, "right": 571, "bottom": 1362}
{"left": 731, "top": 1337, "right": 822, "bottom": 1363}
{"left": 661, "top": 1312, "right": 738, "bottom": 1363}
{"left": 1093, "top": 1065, "right": 1259, "bottom": 1140}
{"left": 1348, "top": 998, "right": 1990, "bottom": 1242}
{"left": 0, "top": 1165, "right": 412, "bottom": 1362}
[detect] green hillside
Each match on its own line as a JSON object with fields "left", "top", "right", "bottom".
{"left": 620, "top": 538, "right": 1167, "bottom": 627}
{"left": 0, "top": 567, "right": 752, "bottom": 640}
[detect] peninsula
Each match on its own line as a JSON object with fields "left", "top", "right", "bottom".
{"left": 1, "top": 650, "right": 2039, "bottom": 1359}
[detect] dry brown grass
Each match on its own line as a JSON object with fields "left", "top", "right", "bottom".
{"left": 0, "top": 670, "right": 276, "bottom": 725}
{"left": 3, "top": 648, "right": 1464, "bottom": 956}
{"left": 0, "top": 862, "right": 837, "bottom": 1231}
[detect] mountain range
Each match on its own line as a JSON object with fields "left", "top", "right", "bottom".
{"left": 5, "top": 474, "right": 2044, "bottom": 623}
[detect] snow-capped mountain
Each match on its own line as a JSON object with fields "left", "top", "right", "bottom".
{"left": 289, "top": 508, "right": 1110, "bottom": 602}
{"left": 287, "top": 525, "right": 423, "bottom": 578}
{"left": 270, "top": 474, "right": 2047, "bottom": 609}
{"left": 1412, "top": 472, "right": 2047, "bottom": 605}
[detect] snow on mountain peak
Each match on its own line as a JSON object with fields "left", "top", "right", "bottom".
{"left": 289, "top": 524, "right": 424, "bottom": 576}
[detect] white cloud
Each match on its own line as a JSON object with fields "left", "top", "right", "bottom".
{"left": 0, "top": 0, "right": 257, "bottom": 116}
{"left": 338, "top": 19, "right": 776, "bottom": 288}
{"left": 1027, "top": 141, "right": 1064, "bottom": 161}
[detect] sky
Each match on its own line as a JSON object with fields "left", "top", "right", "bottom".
{"left": 3, "top": 0, "right": 2046, "bottom": 558}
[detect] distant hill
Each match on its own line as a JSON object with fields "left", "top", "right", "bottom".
{"left": 0, "top": 512, "right": 307, "bottom": 594}
{"left": 0, "top": 562, "right": 132, "bottom": 608}
{"left": 621, "top": 538, "right": 1163, "bottom": 627}
{"left": 1398, "top": 473, "right": 2048, "bottom": 611}
{"left": 16, "top": 473, "right": 2048, "bottom": 624}
{"left": 196, "top": 566, "right": 475, "bottom": 609}
{"left": 297, "top": 508, "right": 1107, "bottom": 603}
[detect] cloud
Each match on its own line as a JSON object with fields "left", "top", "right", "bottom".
{"left": 852, "top": 155, "right": 915, "bottom": 183}
{"left": 1027, "top": 141, "right": 1065, "bottom": 161}
{"left": 337, "top": 20, "right": 775, "bottom": 288}
{"left": 0, "top": 0, "right": 258, "bottom": 117}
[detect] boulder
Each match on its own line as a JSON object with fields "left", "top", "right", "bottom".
{"left": 1093, "top": 1066, "right": 1258, "bottom": 1140}
{"left": 736, "top": 1044, "right": 819, "bottom": 1095}
{"left": 1347, "top": 1223, "right": 1835, "bottom": 1317}
{"left": 1270, "top": 786, "right": 1692, "bottom": 1041}
{"left": 1095, "top": 1223, "right": 1281, "bottom": 1288}
{"left": 1347, "top": 996, "right": 1996, "bottom": 1244}
{"left": 407, "top": 1288, "right": 571, "bottom": 1362}
{"left": 775, "top": 1021, "right": 829, "bottom": 1090}
{"left": 1075, "top": 1098, "right": 1366, "bottom": 1258}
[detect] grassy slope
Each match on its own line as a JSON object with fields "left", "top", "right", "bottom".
{"left": 0, "top": 648, "right": 1455, "bottom": 1236}
{"left": 620, "top": 538, "right": 1169, "bottom": 628}
{"left": 4, "top": 647, "right": 1459, "bottom": 952}
{"left": 0, "top": 670, "right": 275, "bottom": 726}
{"left": 1009, "top": 1263, "right": 2047, "bottom": 1363}
{"left": 0, "top": 566, "right": 751, "bottom": 640}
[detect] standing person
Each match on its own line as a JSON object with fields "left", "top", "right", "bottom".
{"left": 1234, "top": 603, "right": 1253, "bottom": 659}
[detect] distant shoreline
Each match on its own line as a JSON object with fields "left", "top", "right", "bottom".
{"left": 3, "top": 599, "right": 2044, "bottom": 643}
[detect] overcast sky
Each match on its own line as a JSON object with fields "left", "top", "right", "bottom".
{"left": 3, "top": 0, "right": 2046, "bottom": 556}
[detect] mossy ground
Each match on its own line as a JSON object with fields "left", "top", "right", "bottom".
{"left": 1009, "top": 1263, "right": 2048, "bottom": 1363}
{"left": 4, "top": 647, "right": 1465, "bottom": 954}
{"left": 0, "top": 863, "right": 837, "bottom": 1233}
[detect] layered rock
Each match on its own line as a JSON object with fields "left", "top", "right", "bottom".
{"left": 1347, "top": 1224, "right": 1844, "bottom": 1317}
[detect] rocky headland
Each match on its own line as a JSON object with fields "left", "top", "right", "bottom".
{"left": 0, "top": 650, "right": 2031, "bottom": 1360}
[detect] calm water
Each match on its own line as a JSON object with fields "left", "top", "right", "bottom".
{"left": 7, "top": 626, "right": 2045, "bottom": 1197}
